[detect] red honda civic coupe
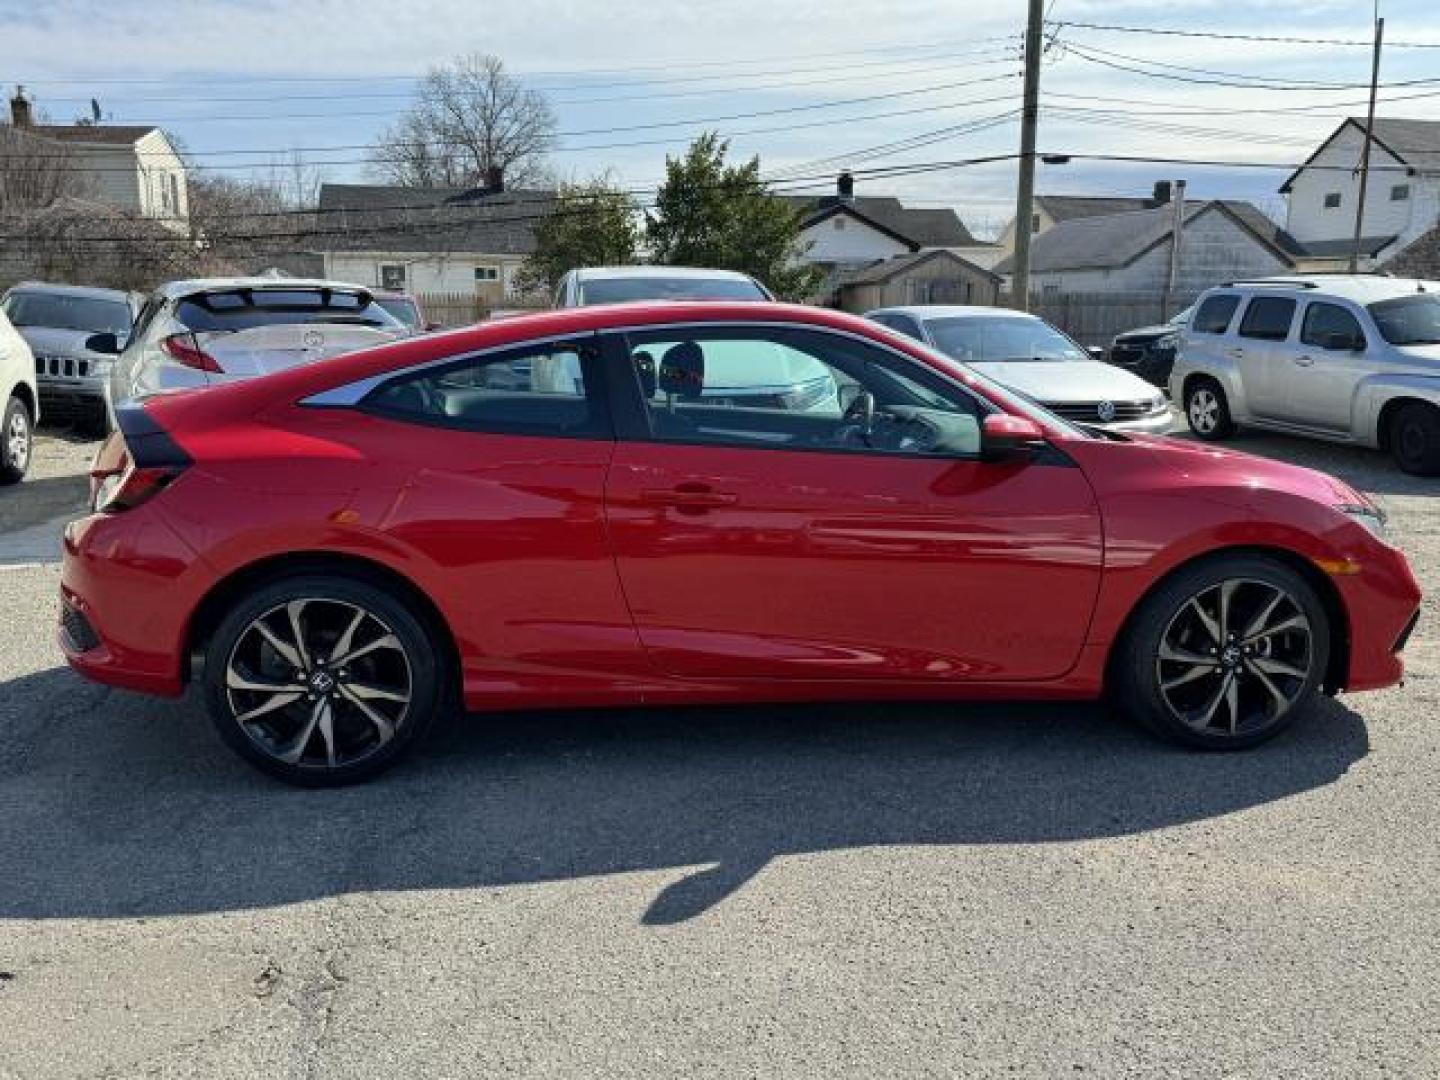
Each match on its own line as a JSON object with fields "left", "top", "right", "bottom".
{"left": 61, "top": 302, "right": 1420, "bottom": 785}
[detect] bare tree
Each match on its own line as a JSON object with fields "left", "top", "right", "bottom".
{"left": 0, "top": 125, "right": 93, "bottom": 211}
{"left": 371, "top": 54, "right": 556, "bottom": 189}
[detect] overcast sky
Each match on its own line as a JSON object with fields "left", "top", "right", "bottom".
{"left": 3, "top": 0, "right": 1439, "bottom": 237}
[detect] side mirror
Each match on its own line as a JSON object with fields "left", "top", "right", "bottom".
{"left": 1325, "top": 332, "right": 1365, "bottom": 352}
{"left": 1087, "top": 345, "right": 1105, "bottom": 359}
{"left": 85, "top": 332, "right": 121, "bottom": 355}
{"left": 980, "top": 413, "right": 1047, "bottom": 462}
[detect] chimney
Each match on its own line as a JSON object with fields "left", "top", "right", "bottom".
{"left": 837, "top": 170, "right": 855, "bottom": 203}
{"left": 10, "top": 86, "right": 33, "bottom": 128}
{"left": 484, "top": 165, "right": 504, "bottom": 193}
{"left": 1150, "top": 180, "right": 1172, "bottom": 207}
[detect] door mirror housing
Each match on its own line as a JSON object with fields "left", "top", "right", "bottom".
{"left": 84, "top": 332, "right": 122, "bottom": 355}
{"left": 1325, "top": 332, "right": 1365, "bottom": 352}
{"left": 980, "top": 413, "right": 1047, "bottom": 462}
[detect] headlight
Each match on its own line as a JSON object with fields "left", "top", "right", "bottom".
{"left": 1153, "top": 333, "right": 1179, "bottom": 351}
{"left": 1338, "top": 502, "right": 1388, "bottom": 540}
{"left": 1148, "top": 394, "right": 1169, "bottom": 414}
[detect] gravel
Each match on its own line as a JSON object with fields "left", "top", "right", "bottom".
{"left": 0, "top": 423, "right": 1436, "bottom": 1079}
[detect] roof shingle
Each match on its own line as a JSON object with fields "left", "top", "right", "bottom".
{"left": 315, "top": 183, "right": 556, "bottom": 255}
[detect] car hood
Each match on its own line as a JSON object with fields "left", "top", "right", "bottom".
{"left": 197, "top": 324, "right": 401, "bottom": 377}
{"left": 1116, "top": 431, "right": 1364, "bottom": 507}
{"left": 968, "top": 360, "right": 1161, "bottom": 404}
{"left": 1392, "top": 343, "right": 1440, "bottom": 362}
{"left": 15, "top": 326, "right": 117, "bottom": 358}
{"left": 1114, "top": 324, "right": 1174, "bottom": 343}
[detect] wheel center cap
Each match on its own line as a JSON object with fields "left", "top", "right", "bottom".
{"left": 309, "top": 670, "right": 336, "bottom": 694}
{"left": 1222, "top": 645, "right": 1243, "bottom": 668}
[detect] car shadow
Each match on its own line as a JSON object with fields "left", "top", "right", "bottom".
{"left": 0, "top": 473, "right": 89, "bottom": 532}
{"left": 0, "top": 667, "right": 1370, "bottom": 925}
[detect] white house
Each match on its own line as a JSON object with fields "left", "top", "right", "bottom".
{"left": 10, "top": 91, "right": 189, "bottom": 231}
{"left": 1280, "top": 117, "right": 1440, "bottom": 268}
{"left": 314, "top": 183, "right": 551, "bottom": 303}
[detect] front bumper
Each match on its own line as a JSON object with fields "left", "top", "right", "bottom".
{"left": 1098, "top": 410, "right": 1175, "bottom": 437}
{"left": 1107, "top": 343, "right": 1175, "bottom": 389}
{"left": 38, "top": 376, "right": 106, "bottom": 414}
{"left": 1332, "top": 540, "right": 1423, "bottom": 692}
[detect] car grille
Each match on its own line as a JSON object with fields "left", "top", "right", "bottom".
{"left": 1109, "top": 343, "right": 1148, "bottom": 367}
{"left": 61, "top": 602, "right": 101, "bottom": 653}
{"left": 35, "top": 354, "right": 95, "bottom": 379}
{"left": 1046, "top": 399, "right": 1158, "bottom": 423}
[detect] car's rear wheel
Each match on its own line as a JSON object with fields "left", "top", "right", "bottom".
{"left": 0, "top": 395, "right": 32, "bottom": 484}
{"left": 1184, "top": 379, "right": 1235, "bottom": 441}
{"left": 1115, "top": 556, "right": 1328, "bottom": 750}
{"left": 1389, "top": 401, "right": 1440, "bottom": 476}
{"left": 202, "top": 575, "right": 442, "bottom": 786}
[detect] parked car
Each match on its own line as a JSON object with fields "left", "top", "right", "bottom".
{"left": 553, "top": 265, "right": 773, "bottom": 307}
{"left": 372, "top": 290, "right": 435, "bottom": 335}
{"left": 64, "top": 301, "right": 1418, "bottom": 785}
{"left": 0, "top": 305, "right": 38, "bottom": 484}
{"left": 1106, "top": 303, "right": 1195, "bottom": 390}
{"left": 0, "top": 282, "right": 140, "bottom": 435}
{"left": 1171, "top": 275, "right": 1440, "bottom": 474}
{"left": 867, "top": 305, "right": 1172, "bottom": 434}
{"left": 104, "top": 278, "right": 407, "bottom": 421}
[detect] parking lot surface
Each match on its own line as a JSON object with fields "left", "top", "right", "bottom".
{"left": 1, "top": 423, "right": 1438, "bottom": 1078}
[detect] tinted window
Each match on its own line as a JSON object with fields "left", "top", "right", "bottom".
{"left": 926, "top": 315, "right": 1085, "bottom": 363}
{"left": 578, "top": 276, "right": 766, "bottom": 305}
{"left": 2, "top": 293, "right": 132, "bottom": 334}
{"left": 1238, "top": 297, "right": 1296, "bottom": 341}
{"left": 176, "top": 289, "right": 402, "bottom": 332}
{"left": 363, "top": 342, "right": 603, "bottom": 437}
{"left": 1301, "top": 303, "right": 1365, "bottom": 349}
{"left": 1369, "top": 295, "right": 1440, "bottom": 346}
{"left": 624, "top": 326, "right": 984, "bottom": 457}
{"left": 1192, "top": 295, "right": 1240, "bottom": 334}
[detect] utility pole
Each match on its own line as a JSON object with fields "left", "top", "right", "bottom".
{"left": 1349, "top": 16, "right": 1384, "bottom": 274}
{"left": 1010, "top": 0, "right": 1045, "bottom": 311}
{"left": 1165, "top": 179, "right": 1187, "bottom": 318}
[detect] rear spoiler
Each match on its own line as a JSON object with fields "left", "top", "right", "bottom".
{"left": 180, "top": 285, "right": 375, "bottom": 311}
{"left": 113, "top": 402, "right": 191, "bottom": 469}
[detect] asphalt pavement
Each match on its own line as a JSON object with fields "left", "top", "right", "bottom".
{"left": 0, "top": 421, "right": 1437, "bottom": 1078}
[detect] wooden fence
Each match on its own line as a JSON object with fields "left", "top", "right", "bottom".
{"left": 1008, "top": 291, "right": 1202, "bottom": 347}
{"left": 414, "top": 292, "right": 547, "bottom": 328}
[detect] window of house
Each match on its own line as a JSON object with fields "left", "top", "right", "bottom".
{"left": 1238, "top": 297, "right": 1297, "bottom": 342}
{"left": 1324, "top": 193, "right": 1342, "bottom": 209}
{"left": 1031, "top": 214, "right": 1041, "bottom": 233}
{"left": 1301, "top": 302, "right": 1366, "bottom": 350}
{"left": 379, "top": 264, "right": 406, "bottom": 291}
{"left": 362, "top": 341, "right": 602, "bottom": 438}
{"left": 1391, "top": 183, "right": 1411, "bottom": 201}
{"left": 169, "top": 174, "right": 181, "bottom": 212}
{"left": 1192, "top": 294, "right": 1241, "bottom": 334}
{"left": 474, "top": 266, "right": 500, "bottom": 283}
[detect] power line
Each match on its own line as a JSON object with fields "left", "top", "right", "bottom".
{"left": 1043, "top": 85, "right": 1440, "bottom": 118}
{"left": 1052, "top": 19, "right": 1440, "bottom": 49}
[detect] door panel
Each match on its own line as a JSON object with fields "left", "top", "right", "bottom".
{"left": 1234, "top": 296, "right": 1298, "bottom": 419}
{"left": 606, "top": 442, "right": 1102, "bottom": 683}
{"left": 1288, "top": 301, "right": 1370, "bottom": 430}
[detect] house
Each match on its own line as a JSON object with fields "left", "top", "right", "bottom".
{"left": 832, "top": 249, "right": 1000, "bottom": 312}
{"left": 995, "top": 194, "right": 1159, "bottom": 258}
{"left": 1280, "top": 117, "right": 1440, "bottom": 269}
{"left": 993, "top": 197, "right": 1303, "bottom": 297}
{"left": 8, "top": 89, "right": 189, "bottom": 231}
{"left": 313, "top": 180, "right": 555, "bottom": 304}
{"left": 1386, "top": 225, "right": 1440, "bottom": 279}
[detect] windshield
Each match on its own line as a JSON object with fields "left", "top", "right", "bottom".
{"left": 926, "top": 316, "right": 1087, "bottom": 363}
{"left": 1169, "top": 303, "right": 1196, "bottom": 326}
{"left": 376, "top": 297, "right": 421, "bottom": 328}
{"left": 1369, "top": 294, "right": 1440, "bottom": 346}
{"left": 578, "top": 276, "right": 767, "bottom": 304}
{"left": 2, "top": 292, "right": 131, "bottom": 334}
{"left": 175, "top": 289, "right": 403, "bottom": 332}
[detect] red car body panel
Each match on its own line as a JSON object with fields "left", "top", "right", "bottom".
{"left": 60, "top": 302, "right": 1421, "bottom": 711}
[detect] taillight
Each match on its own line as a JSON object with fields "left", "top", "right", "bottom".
{"left": 93, "top": 462, "right": 185, "bottom": 513}
{"left": 161, "top": 332, "right": 223, "bottom": 373}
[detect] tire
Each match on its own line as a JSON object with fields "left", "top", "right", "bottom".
{"left": 1388, "top": 401, "right": 1440, "bottom": 476}
{"left": 1113, "top": 555, "right": 1329, "bottom": 751}
{"left": 202, "top": 574, "right": 444, "bottom": 786}
{"left": 0, "top": 395, "right": 33, "bottom": 484}
{"left": 1183, "top": 378, "right": 1235, "bottom": 441}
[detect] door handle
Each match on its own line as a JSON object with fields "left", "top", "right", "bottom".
{"left": 1293, "top": 354, "right": 1315, "bottom": 366}
{"left": 639, "top": 483, "right": 738, "bottom": 511}
{"left": 1225, "top": 347, "right": 1245, "bottom": 359}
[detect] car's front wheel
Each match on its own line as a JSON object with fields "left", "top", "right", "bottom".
{"left": 1115, "top": 555, "right": 1329, "bottom": 749}
{"left": 0, "top": 394, "right": 33, "bottom": 484}
{"left": 202, "top": 575, "right": 444, "bottom": 786}
{"left": 1183, "top": 378, "right": 1235, "bottom": 441}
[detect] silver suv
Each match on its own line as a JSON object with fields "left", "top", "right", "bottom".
{"left": 1171, "top": 275, "right": 1440, "bottom": 474}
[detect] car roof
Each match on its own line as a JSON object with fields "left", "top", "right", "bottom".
{"left": 155, "top": 277, "right": 374, "bottom": 301}
{"left": 1205, "top": 274, "right": 1440, "bottom": 304}
{"left": 4, "top": 281, "right": 134, "bottom": 302}
{"left": 572, "top": 266, "right": 755, "bottom": 281}
{"left": 869, "top": 305, "right": 1040, "bottom": 321}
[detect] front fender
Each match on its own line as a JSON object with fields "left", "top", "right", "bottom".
{"left": 1354, "top": 373, "right": 1440, "bottom": 447}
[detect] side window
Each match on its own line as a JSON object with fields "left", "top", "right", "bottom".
{"left": 1192, "top": 294, "right": 1240, "bottom": 335}
{"left": 622, "top": 326, "right": 984, "bottom": 458}
{"left": 1301, "top": 302, "right": 1366, "bottom": 350}
{"left": 363, "top": 340, "right": 605, "bottom": 438}
{"left": 893, "top": 315, "right": 927, "bottom": 342}
{"left": 129, "top": 296, "right": 164, "bottom": 344}
{"left": 1238, "top": 297, "right": 1297, "bottom": 342}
